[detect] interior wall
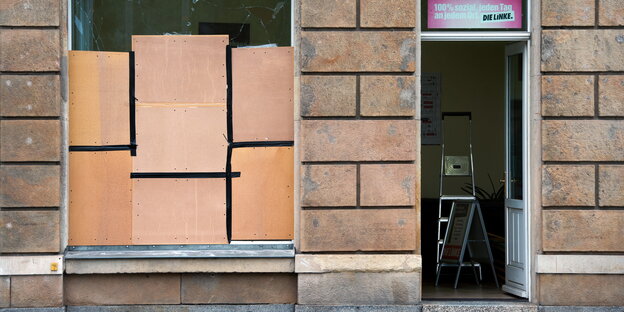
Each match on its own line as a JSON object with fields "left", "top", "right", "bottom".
{"left": 73, "top": 0, "right": 291, "bottom": 51}
{"left": 421, "top": 41, "right": 506, "bottom": 199}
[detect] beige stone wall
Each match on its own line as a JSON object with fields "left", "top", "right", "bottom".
{"left": 296, "top": 0, "right": 421, "bottom": 305}
{"left": 539, "top": 0, "right": 624, "bottom": 306}
{"left": 298, "top": 0, "right": 419, "bottom": 252}
{"left": 0, "top": 0, "right": 65, "bottom": 308}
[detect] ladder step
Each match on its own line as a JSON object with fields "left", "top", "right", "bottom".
{"left": 438, "top": 239, "right": 444, "bottom": 245}
{"left": 439, "top": 217, "right": 449, "bottom": 222}
{"left": 440, "top": 195, "right": 477, "bottom": 201}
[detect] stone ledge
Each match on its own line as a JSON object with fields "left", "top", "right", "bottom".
{"left": 539, "top": 307, "right": 624, "bottom": 312}
{"left": 537, "top": 255, "right": 624, "bottom": 274}
{"left": 0, "top": 256, "right": 63, "bottom": 275}
{"left": 295, "top": 254, "right": 421, "bottom": 273}
{"left": 66, "top": 305, "right": 294, "bottom": 312}
{"left": 296, "top": 305, "right": 421, "bottom": 312}
{"left": 65, "top": 258, "right": 294, "bottom": 274}
{"left": 0, "top": 309, "right": 65, "bottom": 312}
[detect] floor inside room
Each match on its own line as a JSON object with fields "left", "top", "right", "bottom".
{"left": 420, "top": 41, "right": 522, "bottom": 301}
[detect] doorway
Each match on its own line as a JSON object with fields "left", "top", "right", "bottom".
{"left": 420, "top": 41, "right": 530, "bottom": 300}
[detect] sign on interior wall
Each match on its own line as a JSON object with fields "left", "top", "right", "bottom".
{"left": 428, "top": 0, "right": 523, "bottom": 29}
{"left": 422, "top": 73, "right": 441, "bottom": 145}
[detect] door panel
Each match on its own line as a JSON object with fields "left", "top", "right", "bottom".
{"left": 502, "top": 42, "right": 528, "bottom": 298}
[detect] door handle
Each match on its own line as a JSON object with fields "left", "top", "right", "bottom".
{"left": 500, "top": 178, "right": 518, "bottom": 183}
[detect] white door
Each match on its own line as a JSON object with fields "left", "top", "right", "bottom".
{"left": 502, "top": 42, "right": 528, "bottom": 298}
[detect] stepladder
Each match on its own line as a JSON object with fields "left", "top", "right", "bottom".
{"left": 436, "top": 112, "right": 476, "bottom": 272}
{"left": 436, "top": 199, "right": 499, "bottom": 289}
{"left": 435, "top": 112, "right": 498, "bottom": 288}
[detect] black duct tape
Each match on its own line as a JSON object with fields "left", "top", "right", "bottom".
{"left": 232, "top": 141, "right": 294, "bottom": 148}
{"left": 225, "top": 45, "right": 234, "bottom": 242}
{"left": 131, "top": 172, "right": 240, "bottom": 179}
{"left": 70, "top": 145, "right": 134, "bottom": 152}
{"left": 129, "top": 51, "right": 137, "bottom": 156}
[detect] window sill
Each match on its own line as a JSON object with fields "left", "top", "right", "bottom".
{"left": 64, "top": 243, "right": 295, "bottom": 274}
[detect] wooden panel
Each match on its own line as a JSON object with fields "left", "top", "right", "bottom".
{"left": 132, "top": 178, "right": 227, "bottom": 244}
{"left": 134, "top": 105, "right": 227, "bottom": 172}
{"left": 300, "top": 209, "right": 417, "bottom": 252}
{"left": 68, "top": 51, "right": 129, "bottom": 145}
{"left": 68, "top": 151, "right": 132, "bottom": 245}
{"left": 231, "top": 147, "right": 294, "bottom": 240}
{"left": 132, "top": 35, "right": 227, "bottom": 104}
{"left": 232, "top": 47, "right": 294, "bottom": 142}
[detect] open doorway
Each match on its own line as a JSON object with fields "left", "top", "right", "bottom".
{"left": 420, "top": 41, "right": 529, "bottom": 300}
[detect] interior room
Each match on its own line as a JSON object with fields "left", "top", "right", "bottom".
{"left": 420, "top": 41, "right": 519, "bottom": 300}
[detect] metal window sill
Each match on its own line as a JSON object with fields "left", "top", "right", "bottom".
{"left": 65, "top": 243, "right": 295, "bottom": 259}
{"left": 64, "top": 243, "right": 295, "bottom": 274}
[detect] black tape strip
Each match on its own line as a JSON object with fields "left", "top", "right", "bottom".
{"left": 129, "top": 51, "right": 137, "bottom": 156}
{"left": 225, "top": 45, "right": 234, "bottom": 243}
{"left": 70, "top": 145, "right": 133, "bottom": 152}
{"left": 131, "top": 172, "right": 240, "bottom": 179}
{"left": 232, "top": 141, "right": 294, "bottom": 148}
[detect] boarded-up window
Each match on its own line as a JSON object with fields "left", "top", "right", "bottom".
{"left": 68, "top": 36, "right": 294, "bottom": 246}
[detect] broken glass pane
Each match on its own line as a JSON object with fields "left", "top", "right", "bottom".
{"left": 72, "top": 0, "right": 291, "bottom": 51}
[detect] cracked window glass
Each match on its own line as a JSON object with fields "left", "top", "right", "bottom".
{"left": 72, "top": 0, "right": 291, "bottom": 51}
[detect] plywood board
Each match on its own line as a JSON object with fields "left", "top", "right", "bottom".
{"left": 300, "top": 209, "right": 417, "bottom": 252}
{"left": 68, "top": 51, "right": 130, "bottom": 145}
{"left": 232, "top": 47, "right": 294, "bottom": 142}
{"left": 231, "top": 147, "right": 294, "bottom": 240}
{"left": 132, "top": 35, "right": 228, "bottom": 104}
{"left": 69, "top": 151, "right": 132, "bottom": 245}
{"left": 132, "top": 178, "right": 227, "bottom": 244}
{"left": 133, "top": 105, "right": 227, "bottom": 172}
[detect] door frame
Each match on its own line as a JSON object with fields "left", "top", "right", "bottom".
{"left": 420, "top": 37, "right": 533, "bottom": 300}
{"left": 502, "top": 41, "right": 531, "bottom": 299}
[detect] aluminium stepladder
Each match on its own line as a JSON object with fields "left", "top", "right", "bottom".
{"left": 436, "top": 112, "right": 482, "bottom": 286}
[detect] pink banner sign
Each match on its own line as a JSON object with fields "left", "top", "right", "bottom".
{"left": 428, "top": 0, "right": 523, "bottom": 29}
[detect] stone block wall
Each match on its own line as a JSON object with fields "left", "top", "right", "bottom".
{"left": 540, "top": 0, "right": 624, "bottom": 306}
{"left": 63, "top": 273, "right": 297, "bottom": 306}
{"left": 0, "top": 0, "right": 65, "bottom": 308}
{"left": 296, "top": 0, "right": 421, "bottom": 305}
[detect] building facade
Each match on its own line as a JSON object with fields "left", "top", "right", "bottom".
{"left": 0, "top": 0, "right": 623, "bottom": 310}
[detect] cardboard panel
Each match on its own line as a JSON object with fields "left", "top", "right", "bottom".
{"left": 300, "top": 209, "right": 417, "bottom": 252}
{"left": 232, "top": 47, "right": 294, "bottom": 142}
{"left": 132, "top": 35, "right": 227, "bottom": 104}
{"left": 132, "top": 178, "right": 227, "bottom": 244}
{"left": 134, "top": 104, "right": 227, "bottom": 172}
{"left": 69, "top": 151, "right": 132, "bottom": 245}
{"left": 68, "top": 51, "right": 130, "bottom": 145}
{"left": 231, "top": 147, "right": 294, "bottom": 240}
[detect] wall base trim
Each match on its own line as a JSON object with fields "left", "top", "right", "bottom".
{"left": 0, "top": 256, "right": 64, "bottom": 275}
{"left": 65, "top": 305, "right": 294, "bottom": 312}
{"left": 295, "top": 254, "right": 421, "bottom": 273}
{"left": 296, "top": 305, "right": 422, "bottom": 312}
{"left": 539, "top": 307, "right": 624, "bottom": 312}
{"left": 536, "top": 255, "right": 624, "bottom": 274}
